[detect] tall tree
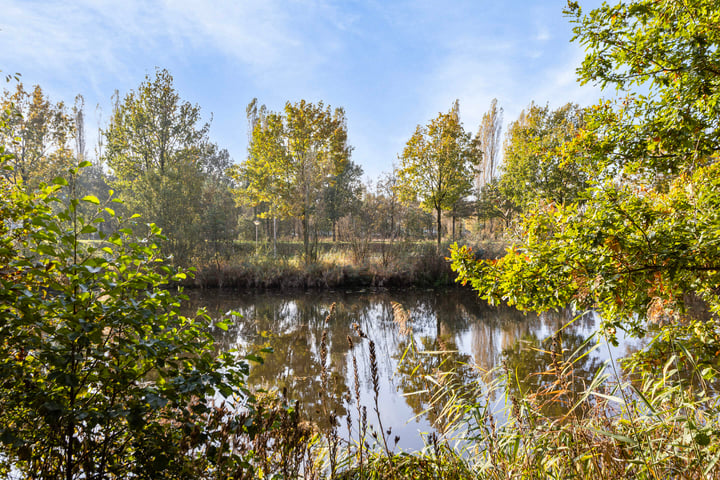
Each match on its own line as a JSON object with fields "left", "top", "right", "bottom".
{"left": 396, "top": 101, "right": 481, "bottom": 253}
{"left": 200, "top": 145, "right": 238, "bottom": 266}
{"left": 71, "top": 95, "right": 114, "bottom": 237}
{"left": 499, "top": 102, "right": 587, "bottom": 213}
{"left": 476, "top": 178, "right": 517, "bottom": 229}
{"left": 376, "top": 169, "right": 402, "bottom": 240}
{"left": 102, "top": 69, "right": 212, "bottom": 265}
{"left": 476, "top": 98, "right": 503, "bottom": 190}
{"left": 0, "top": 83, "right": 74, "bottom": 189}
{"left": 233, "top": 100, "right": 351, "bottom": 262}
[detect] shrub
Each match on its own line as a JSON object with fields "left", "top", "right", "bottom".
{"left": 0, "top": 159, "right": 251, "bottom": 478}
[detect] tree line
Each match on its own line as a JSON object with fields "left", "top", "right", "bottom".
{"left": 1, "top": 67, "right": 591, "bottom": 266}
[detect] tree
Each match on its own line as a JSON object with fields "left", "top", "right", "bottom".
{"left": 0, "top": 156, "right": 254, "bottom": 478}
{"left": 396, "top": 101, "right": 481, "bottom": 253}
{"left": 447, "top": 197, "right": 474, "bottom": 241}
{"left": 71, "top": 95, "right": 116, "bottom": 238}
{"left": 233, "top": 99, "right": 351, "bottom": 262}
{"left": 499, "top": 102, "right": 587, "bottom": 213}
{"left": 476, "top": 178, "right": 517, "bottom": 229}
{"left": 321, "top": 159, "right": 363, "bottom": 241}
{"left": 102, "top": 69, "right": 213, "bottom": 265}
{"left": 200, "top": 145, "right": 239, "bottom": 266}
{"left": 375, "top": 169, "right": 402, "bottom": 240}
{"left": 451, "top": 0, "right": 720, "bottom": 362}
{"left": 0, "top": 83, "right": 74, "bottom": 189}
{"left": 476, "top": 98, "right": 503, "bottom": 190}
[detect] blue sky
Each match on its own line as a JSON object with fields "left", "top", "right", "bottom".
{"left": 0, "top": 0, "right": 607, "bottom": 181}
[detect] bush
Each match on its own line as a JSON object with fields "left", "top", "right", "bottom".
{"left": 0, "top": 160, "right": 252, "bottom": 478}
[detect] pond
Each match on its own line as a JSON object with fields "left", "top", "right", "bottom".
{"left": 185, "top": 287, "right": 644, "bottom": 451}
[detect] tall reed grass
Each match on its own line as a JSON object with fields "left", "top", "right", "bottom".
{"left": 189, "top": 241, "right": 473, "bottom": 289}
{"left": 187, "top": 304, "right": 720, "bottom": 479}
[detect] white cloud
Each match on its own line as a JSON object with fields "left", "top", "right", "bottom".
{"left": 535, "top": 23, "right": 551, "bottom": 42}
{"left": 0, "top": 0, "right": 349, "bottom": 91}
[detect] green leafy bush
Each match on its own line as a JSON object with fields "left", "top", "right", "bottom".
{"left": 0, "top": 158, "right": 251, "bottom": 478}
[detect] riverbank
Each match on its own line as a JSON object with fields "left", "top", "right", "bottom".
{"left": 187, "top": 239, "right": 506, "bottom": 290}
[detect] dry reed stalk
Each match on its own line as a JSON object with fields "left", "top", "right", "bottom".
{"left": 347, "top": 334, "right": 364, "bottom": 478}
{"left": 390, "top": 301, "right": 412, "bottom": 336}
{"left": 368, "top": 339, "right": 393, "bottom": 463}
{"left": 318, "top": 302, "right": 339, "bottom": 477}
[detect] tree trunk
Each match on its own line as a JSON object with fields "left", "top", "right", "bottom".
{"left": 436, "top": 207, "right": 442, "bottom": 254}
{"left": 302, "top": 213, "right": 310, "bottom": 263}
{"left": 390, "top": 212, "right": 395, "bottom": 241}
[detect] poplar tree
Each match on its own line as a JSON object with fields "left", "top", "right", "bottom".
{"left": 476, "top": 98, "right": 503, "bottom": 190}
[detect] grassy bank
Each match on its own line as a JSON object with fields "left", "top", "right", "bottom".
{"left": 190, "top": 239, "right": 507, "bottom": 289}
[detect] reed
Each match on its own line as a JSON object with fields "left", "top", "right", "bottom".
{"left": 188, "top": 240, "right": 467, "bottom": 289}
{"left": 190, "top": 304, "right": 720, "bottom": 479}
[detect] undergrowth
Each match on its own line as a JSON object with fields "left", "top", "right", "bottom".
{"left": 188, "top": 240, "right": 507, "bottom": 289}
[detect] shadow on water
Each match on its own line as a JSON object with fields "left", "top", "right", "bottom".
{"left": 184, "top": 288, "right": 638, "bottom": 450}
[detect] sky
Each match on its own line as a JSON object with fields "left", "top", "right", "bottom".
{"left": 0, "top": 0, "right": 608, "bottom": 182}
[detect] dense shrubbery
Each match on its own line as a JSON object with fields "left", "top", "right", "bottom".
{"left": 0, "top": 157, "right": 269, "bottom": 478}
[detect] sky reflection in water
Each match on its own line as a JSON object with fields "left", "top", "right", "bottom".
{"left": 185, "top": 288, "right": 644, "bottom": 451}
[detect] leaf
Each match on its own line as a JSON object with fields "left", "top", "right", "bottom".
{"left": 81, "top": 195, "right": 100, "bottom": 204}
{"left": 586, "top": 426, "right": 637, "bottom": 445}
{"left": 245, "top": 354, "right": 265, "bottom": 364}
{"left": 695, "top": 431, "right": 711, "bottom": 446}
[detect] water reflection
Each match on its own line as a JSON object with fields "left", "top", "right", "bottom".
{"left": 185, "top": 288, "right": 623, "bottom": 450}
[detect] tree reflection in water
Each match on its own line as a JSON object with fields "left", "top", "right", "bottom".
{"left": 501, "top": 315, "right": 605, "bottom": 418}
{"left": 184, "top": 289, "right": 608, "bottom": 450}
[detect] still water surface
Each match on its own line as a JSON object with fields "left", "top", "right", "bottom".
{"left": 186, "top": 288, "right": 642, "bottom": 451}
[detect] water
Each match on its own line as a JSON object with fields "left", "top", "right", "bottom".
{"left": 185, "top": 287, "right": 644, "bottom": 451}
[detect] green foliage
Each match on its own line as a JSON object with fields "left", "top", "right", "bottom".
{"left": 0, "top": 82, "right": 75, "bottom": 189}
{"left": 397, "top": 101, "right": 481, "bottom": 252}
{"left": 475, "top": 179, "right": 517, "bottom": 228}
{"left": 452, "top": 0, "right": 720, "bottom": 353}
{"left": 499, "top": 102, "right": 587, "bottom": 213}
{"left": 321, "top": 159, "right": 363, "bottom": 241}
{"left": 448, "top": 4, "right": 720, "bottom": 474}
{"left": 232, "top": 99, "right": 352, "bottom": 263}
{"left": 0, "top": 159, "right": 251, "bottom": 478}
{"left": 103, "top": 68, "right": 226, "bottom": 266}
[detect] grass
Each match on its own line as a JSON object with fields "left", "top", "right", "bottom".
{"left": 190, "top": 239, "right": 508, "bottom": 289}
{"left": 215, "top": 305, "right": 720, "bottom": 479}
